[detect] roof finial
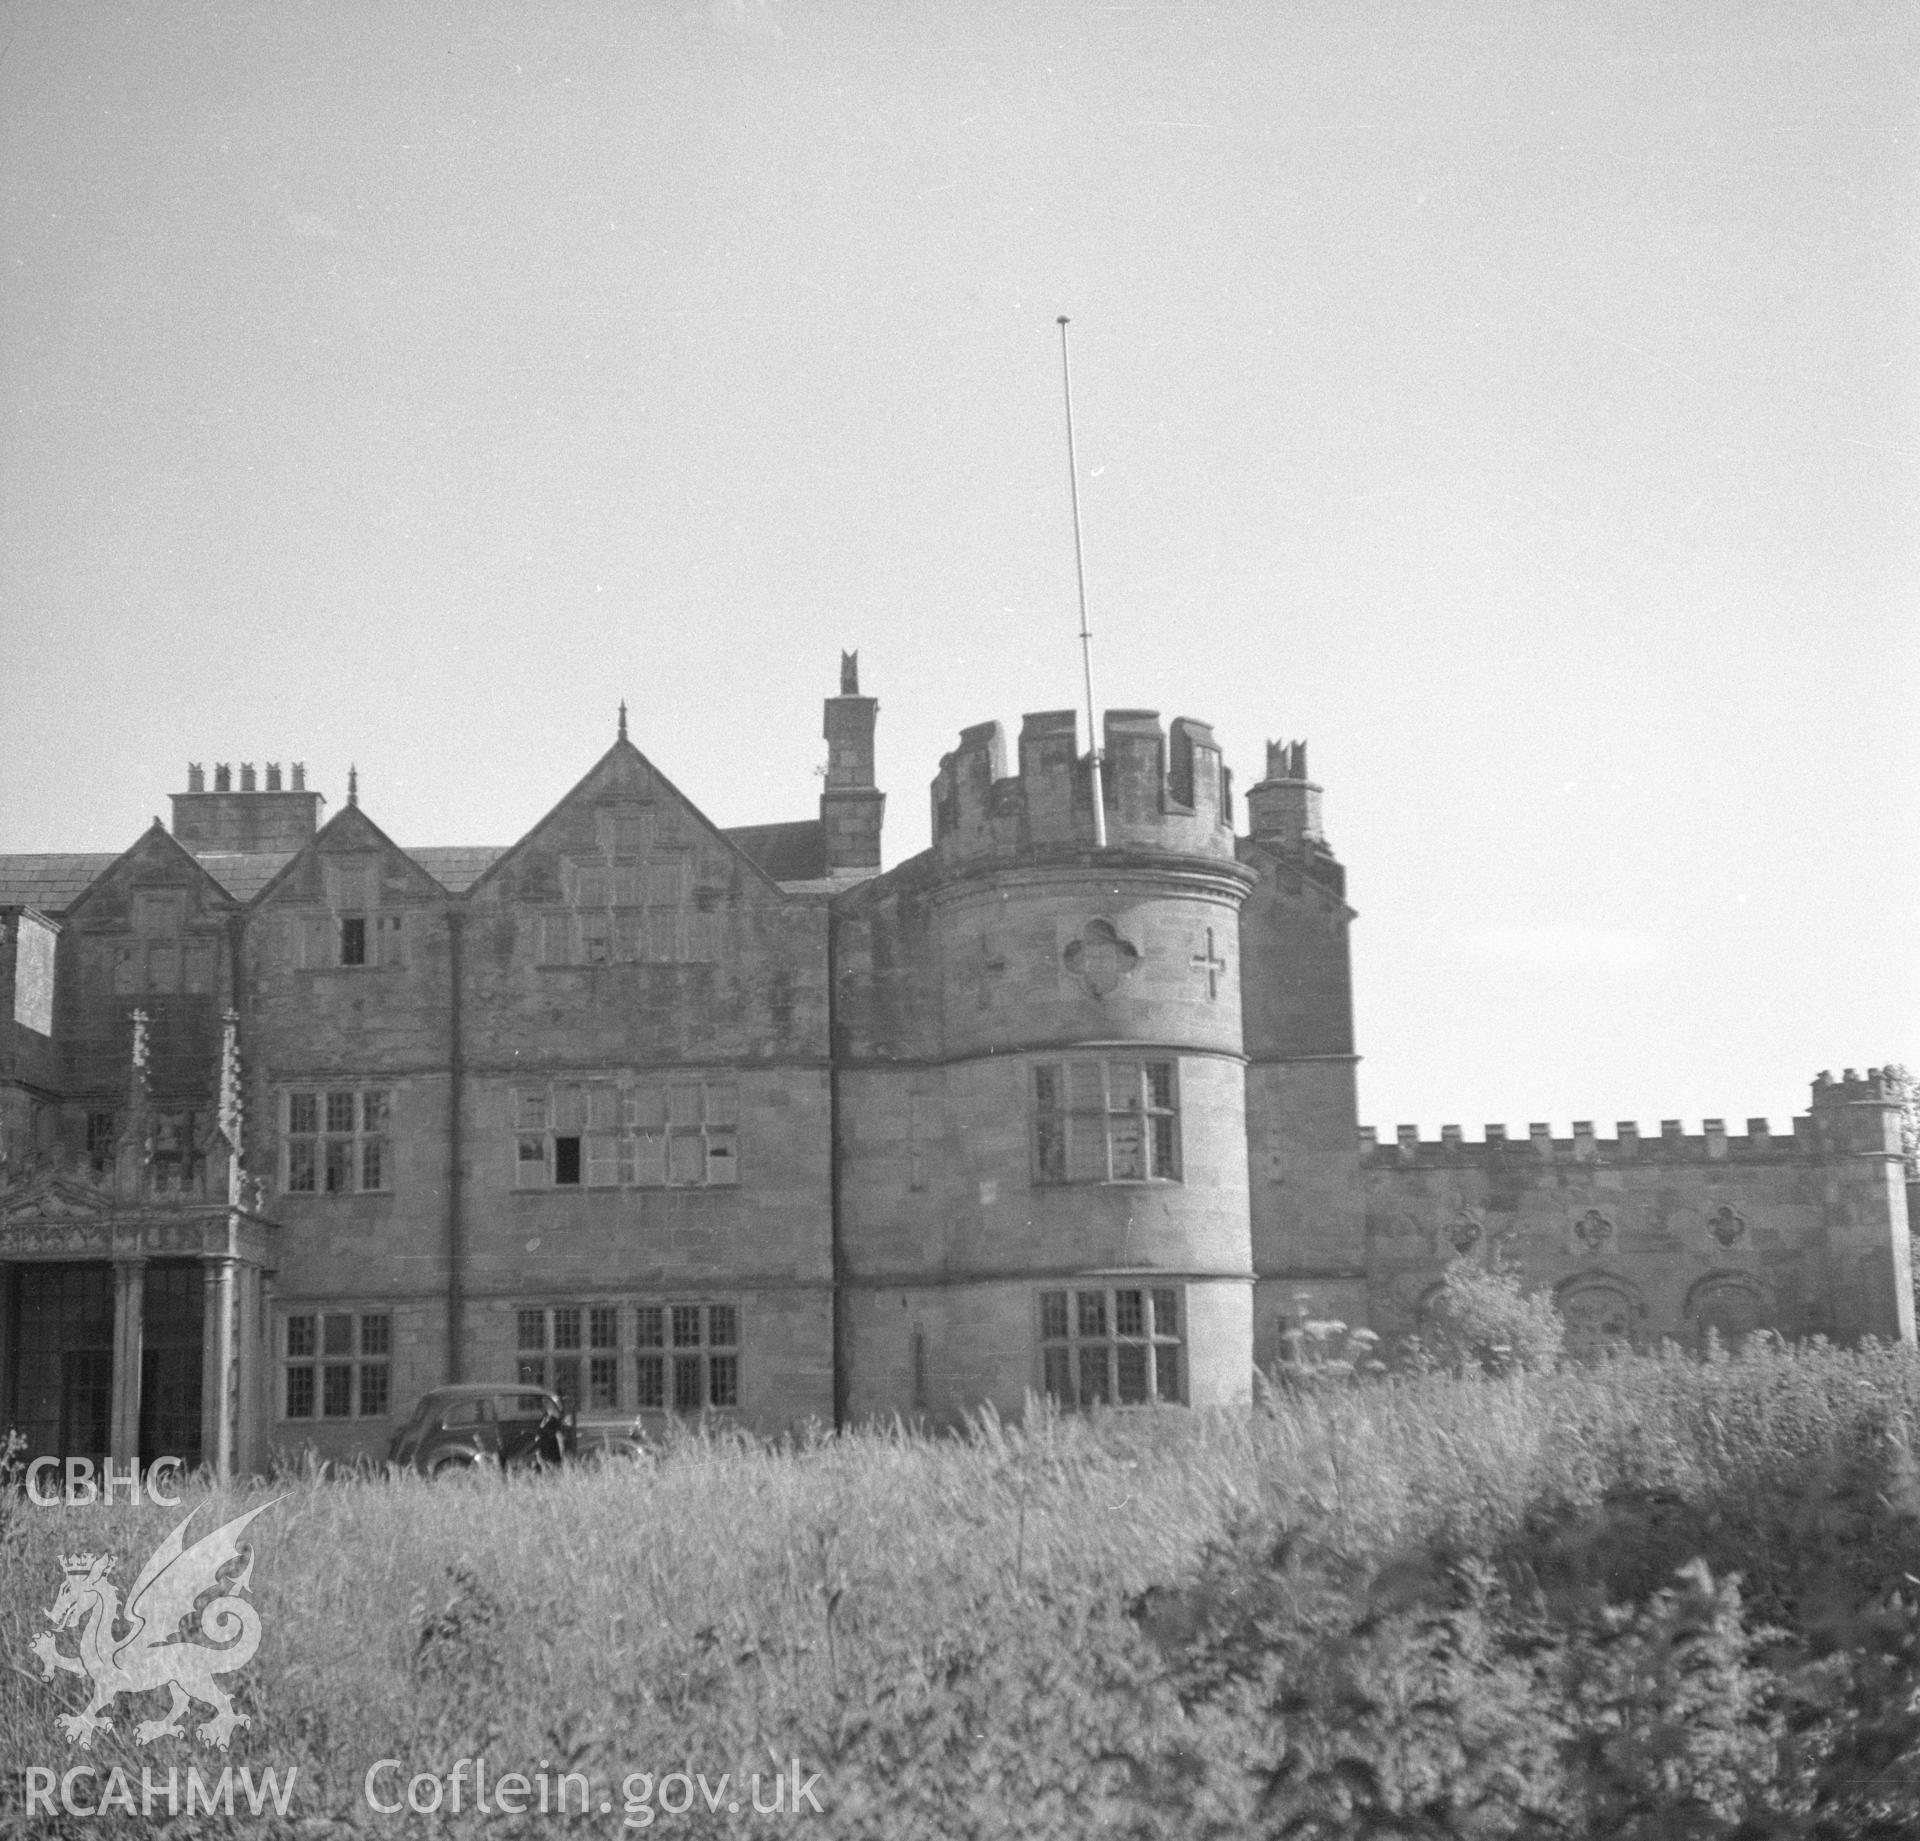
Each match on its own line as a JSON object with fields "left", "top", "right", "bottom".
{"left": 618, "top": 700, "right": 628, "bottom": 742}
{"left": 840, "top": 651, "right": 859, "bottom": 696}
{"left": 347, "top": 765, "right": 359, "bottom": 808}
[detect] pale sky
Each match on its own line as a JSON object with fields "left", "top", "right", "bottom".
{"left": 2, "top": 1, "right": 1914, "bottom": 1139}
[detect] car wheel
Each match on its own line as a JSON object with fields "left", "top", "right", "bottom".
{"left": 429, "top": 1454, "right": 487, "bottom": 1480}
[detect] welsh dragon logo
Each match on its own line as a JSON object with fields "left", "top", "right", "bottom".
{"left": 31, "top": 1500, "right": 279, "bottom": 1749}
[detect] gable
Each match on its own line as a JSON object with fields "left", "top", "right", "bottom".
{"left": 62, "top": 822, "right": 239, "bottom": 926}
{"left": 468, "top": 740, "right": 786, "bottom": 910}
{"left": 247, "top": 803, "right": 451, "bottom": 975}
{"left": 56, "top": 825, "right": 238, "bottom": 1091}
{"left": 252, "top": 802, "right": 451, "bottom": 912}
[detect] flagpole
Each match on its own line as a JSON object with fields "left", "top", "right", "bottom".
{"left": 1057, "top": 316, "right": 1107, "bottom": 848}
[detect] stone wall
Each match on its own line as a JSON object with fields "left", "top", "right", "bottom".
{"left": 1362, "top": 1073, "right": 1914, "bottom": 1354}
{"left": 835, "top": 709, "right": 1262, "bottom": 1420}
{"left": 247, "top": 742, "right": 836, "bottom": 1460}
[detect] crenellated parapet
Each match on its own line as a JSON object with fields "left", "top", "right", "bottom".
{"left": 1808, "top": 1067, "right": 1908, "bottom": 1156}
{"left": 1812, "top": 1067, "right": 1903, "bottom": 1105}
{"left": 1363, "top": 1117, "right": 1812, "bottom": 1166}
{"left": 929, "top": 709, "right": 1235, "bottom": 868}
{"left": 1363, "top": 1070, "right": 1910, "bottom": 1167}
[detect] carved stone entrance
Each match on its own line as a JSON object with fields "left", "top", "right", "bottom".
{"left": 0, "top": 1169, "right": 278, "bottom": 1479}
{"left": 10, "top": 1264, "right": 114, "bottom": 1461}
{"left": 139, "top": 1261, "right": 205, "bottom": 1469}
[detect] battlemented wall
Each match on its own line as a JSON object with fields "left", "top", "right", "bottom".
{"left": 1363, "top": 1070, "right": 1915, "bottom": 1352}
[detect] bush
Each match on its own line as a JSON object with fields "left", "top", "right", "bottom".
{"left": 1415, "top": 1255, "right": 1567, "bottom": 1374}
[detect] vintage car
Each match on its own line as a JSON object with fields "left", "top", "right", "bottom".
{"left": 386, "top": 1383, "right": 647, "bottom": 1477}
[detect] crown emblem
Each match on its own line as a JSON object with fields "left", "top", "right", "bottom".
{"left": 59, "top": 1552, "right": 113, "bottom": 1578}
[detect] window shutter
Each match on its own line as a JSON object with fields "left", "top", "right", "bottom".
{"left": 515, "top": 1138, "right": 548, "bottom": 1188}
{"left": 585, "top": 1133, "right": 621, "bottom": 1188}
{"left": 630, "top": 1133, "right": 667, "bottom": 1186}
{"left": 668, "top": 1133, "right": 705, "bottom": 1185}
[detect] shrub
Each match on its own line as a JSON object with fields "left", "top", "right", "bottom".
{"left": 1416, "top": 1255, "right": 1567, "bottom": 1374}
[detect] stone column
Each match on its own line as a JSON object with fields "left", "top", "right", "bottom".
{"left": 109, "top": 1259, "right": 145, "bottom": 1470}
{"left": 200, "top": 1257, "right": 237, "bottom": 1481}
{"left": 233, "top": 1264, "right": 262, "bottom": 1475}
{"left": 0, "top": 1261, "right": 12, "bottom": 1438}
{"left": 258, "top": 1271, "right": 277, "bottom": 1467}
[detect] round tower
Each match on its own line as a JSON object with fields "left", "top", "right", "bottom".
{"left": 839, "top": 707, "right": 1256, "bottom": 1419}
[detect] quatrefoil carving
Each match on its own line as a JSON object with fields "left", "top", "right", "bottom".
{"left": 1062, "top": 919, "right": 1140, "bottom": 1000}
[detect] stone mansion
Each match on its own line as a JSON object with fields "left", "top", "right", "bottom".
{"left": 0, "top": 658, "right": 1910, "bottom": 1473}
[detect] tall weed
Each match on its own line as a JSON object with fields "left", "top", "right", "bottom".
{"left": 5, "top": 1345, "right": 1920, "bottom": 1835}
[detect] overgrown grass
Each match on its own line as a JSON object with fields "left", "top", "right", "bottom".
{"left": 6, "top": 1344, "right": 1920, "bottom": 1836}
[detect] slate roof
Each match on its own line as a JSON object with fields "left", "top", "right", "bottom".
{"left": 722, "top": 820, "right": 828, "bottom": 883}
{"left": 0, "top": 851, "right": 299, "bottom": 910}
{"left": 406, "top": 846, "right": 508, "bottom": 894}
{"left": 0, "top": 824, "right": 828, "bottom": 912}
{"left": 0, "top": 855, "right": 117, "bottom": 912}
{"left": 192, "top": 853, "right": 296, "bottom": 901}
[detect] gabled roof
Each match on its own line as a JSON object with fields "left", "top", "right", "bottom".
{"left": 0, "top": 831, "right": 814, "bottom": 911}
{"left": 467, "top": 737, "right": 787, "bottom": 900}
{"left": 0, "top": 854, "right": 118, "bottom": 912}
{"left": 62, "top": 821, "right": 241, "bottom": 919}
{"left": 723, "top": 820, "right": 827, "bottom": 883}
{"left": 406, "top": 846, "right": 507, "bottom": 894}
{"left": 191, "top": 853, "right": 298, "bottom": 901}
{"left": 251, "top": 800, "right": 452, "bottom": 907}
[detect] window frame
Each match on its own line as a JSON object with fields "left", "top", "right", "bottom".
{"left": 1038, "top": 1285, "right": 1184, "bottom": 1409}
{"left": 535, "top": 844, "right": 713, "bottom": 967}
{"left": 282, "top": 1310, "right": 392, "bottom": 1421}
{"left": 283, "top": 1087, "right": 394, "bottom": 1196}
{"left": 1031, "top": 1058, "right": 1180, "bottom": 1185}
{"left": 298, "top": 857, "right": 406, "bottom": 971}
{"left": 516, "top": 1303, "right": 623, "bottom": 1411}
{"left": 635, "top": 1301, "right": 739, "bottom": 1414}
{"left": 512, "top": 1076, "right": 739, "bottom": 1190}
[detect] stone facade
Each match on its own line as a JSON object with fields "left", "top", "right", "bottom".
{"left": 1363, "top": 1084, "right": 1915, "bottom": 1354}
{"left": 0, "top": 664, "right": 1909, "bottom": 1472}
